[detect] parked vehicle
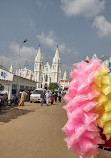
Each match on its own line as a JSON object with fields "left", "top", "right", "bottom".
{"left": 30, "top": 88, "right": 44, "bottom": 103}
{"left": 0, "top": 94, "right": 4, "bottom": 109}
{"left": 10, "top": 95, "right": 20, "bottom": 107}
{"left": 0, "top": 93, "right": 8, "bottom": 110}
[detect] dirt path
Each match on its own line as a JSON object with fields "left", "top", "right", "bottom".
{"left": 0, "top": 101, "right": 111, "bottom": 158}
{"left": 0, "top": 101, "right": 77, "bottom": 158}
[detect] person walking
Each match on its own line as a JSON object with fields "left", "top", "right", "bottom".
{"left": 19, "top": 90, "right": 27, "bottom": 106}
{"left": 50, "top": 92, "right": 54, "bottom": 105}
{"left": 27, "top": 90, "right": 31, "bottom": 101}
{"left": 40, "top": 91, "right": 45, "bottom": 106}
{"left": 45, "top": 91, "right": 50, "bottom": 106}
{"left": 58, "top": 91, "right": 62, "bottom": 102}
{"left": 54, "top": 92, "right": 58, "bottom": 102}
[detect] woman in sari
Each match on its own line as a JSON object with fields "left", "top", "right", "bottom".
{"left": 19, "top": 90, "right": 27, "bottom": 106}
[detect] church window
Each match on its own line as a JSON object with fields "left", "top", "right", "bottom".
{"left": 45, "top": 75, "right": 48, "bottom": 82}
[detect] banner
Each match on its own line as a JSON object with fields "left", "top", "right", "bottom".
{"left": 0, "top": 68, "right": 14, "bottom": 82}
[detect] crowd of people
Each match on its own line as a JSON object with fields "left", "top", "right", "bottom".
{"left": 40, "top": 90, "right": 64, "bottom": 106}
{"left": 18, "top": 89, "right": 66, "bottom": 107}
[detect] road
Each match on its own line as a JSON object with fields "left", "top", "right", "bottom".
{"left": 0, "top": 100, "right": 110, "bottom": 158}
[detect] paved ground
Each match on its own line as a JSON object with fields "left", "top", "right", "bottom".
{"left": 0, "top": 100, "right": 111, "bottom": 158}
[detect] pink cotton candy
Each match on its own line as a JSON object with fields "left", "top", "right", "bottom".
{"left": 82, "top": 101, "right": 98, "bottom": 112}
{"left": 63, "top": 57, "right": 104, "bottom": 158}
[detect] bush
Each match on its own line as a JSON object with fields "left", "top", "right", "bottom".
{"left": 48, "top": 83, "right": 59, "bottom": 91}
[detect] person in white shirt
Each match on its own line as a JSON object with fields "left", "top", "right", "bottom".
{"left": 45, "top": 91, "right": 50, "bottom": 106}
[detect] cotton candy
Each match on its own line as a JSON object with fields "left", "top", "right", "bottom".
{"left": 94, "top": 65, "right": 111, "bottom": 140}
{"left": 63, "top": 56, "right": 104, "bottom": 158}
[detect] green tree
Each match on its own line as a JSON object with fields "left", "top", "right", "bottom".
{"left": 48, "top": 82, "right": 59, "bottom": 91}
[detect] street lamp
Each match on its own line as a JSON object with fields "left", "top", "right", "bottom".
{"left": 18, "top": 39, "right": 28, "bottom": 76}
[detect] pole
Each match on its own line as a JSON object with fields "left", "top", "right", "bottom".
{"left": 18, "top": 39, "right": 28, "bottom": 76}
{"left": 17, "top": 39, "right": 28, "bottom": 95}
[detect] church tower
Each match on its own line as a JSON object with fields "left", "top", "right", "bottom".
{"left": 63, "top": 70, "right": 67, "bottom": 80}
{"left": 9, "top": 64, "right": 13, "bottom": 73}
{"left": 34, "top": 45, "right": 43, "bottom": 88}
{"left": 51, "top": 46, "right": 61, "bottom": 83}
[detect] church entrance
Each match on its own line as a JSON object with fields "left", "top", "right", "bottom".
{"left": 44, "top": 83, "right": 48, "bottom": 90}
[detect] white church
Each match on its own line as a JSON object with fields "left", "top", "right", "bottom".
{"left": 15, "top": 46, "right": 68, "bottom": 89}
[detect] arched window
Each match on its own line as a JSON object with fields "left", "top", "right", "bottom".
{"left": 45, "top": 75, "right": 48, "bottom": 82}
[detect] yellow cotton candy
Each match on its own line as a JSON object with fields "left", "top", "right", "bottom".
{"left": 109, "top": 73, "right": 111, "bottom": 78}
{"left": 101, "top": 85, "right": 111, "bottom": 95}
{"left": 95, "top": 105, "right": 104, "bottom": 127}
{"left": 102, "top": 112, "right": 111, "bottom": 122}
{"left": 101, "top": 76, "right": 111, "bottom": 85}
{"left": 104, "top": 101, "right": 111, "bottom": 112}
{"left": 106, "top": 133, "right": 111, "bottom": 140}
{"left": 96, "top": 117, "right": 104, "bottom": 127}
{"left": 103, "top": 121, "right": 111, "bottom": 134}
{"left": 108, "top": 93, "right": 111, "bottom": 100}
{"left": 94, "top": 72, "right": 101, "bottom": 87}
{"left": 97, "top": 94, "right": 108, "bottom": 105}
{"left": 97, "top": 104, "right": 104, "bottom": 111}
{"left": 93, "top": 85, "right": 101, "bottom": 93}
{"left": 94, "top": 64, "right": 111, "bottom": 139}
{"left": 101, "top": 65, "right": 109, "bottom": 76}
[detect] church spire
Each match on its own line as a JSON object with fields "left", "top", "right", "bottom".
{"left": 9, "top": 64, "right": 13, "bottom": 73}
{"left": 52, "top": 45, "right": 60, "bottom": 64}
{"left": 37, "top": 45, "right": 42, "bottom": 58}
{"left": 54, "top": 45, "right": 59, "bottom": 58}
{"left": 63, "top": 70, "right": 67, "bottom": 80}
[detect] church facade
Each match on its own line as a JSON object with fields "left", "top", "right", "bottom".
{"left": 16, "top": 46, "right": 65, "bottom": 89}
{"left": 34, "top": 46, "right": 61, "bottom": 88}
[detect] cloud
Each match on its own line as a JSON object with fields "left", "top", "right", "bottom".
{"left": 9, "top": 42, "right": 37, "bottom": 57}
{"left": 92, "top": 16, "right": 111, "bottom": 37}
{"left": 36, "top": 31, "right": 78, "bottom": 54}
{"left": 8, "top": 42, "right": 37, "bottom": 70}
{"left": 0, "top": 55, "right": 12, "bottom": 68}
{"left": 37, "top": 31, "right": 56, "bottom": 48}
{"left": 61, "top": 0, "right": 105, "bottom": 18}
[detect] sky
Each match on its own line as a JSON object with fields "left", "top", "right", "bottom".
{"left": 0, "top": 0, "right": 111, "bottom": 78}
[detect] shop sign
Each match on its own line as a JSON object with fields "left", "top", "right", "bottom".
{"left": 0, "top": 68, "right": 14, "bottom": 82}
